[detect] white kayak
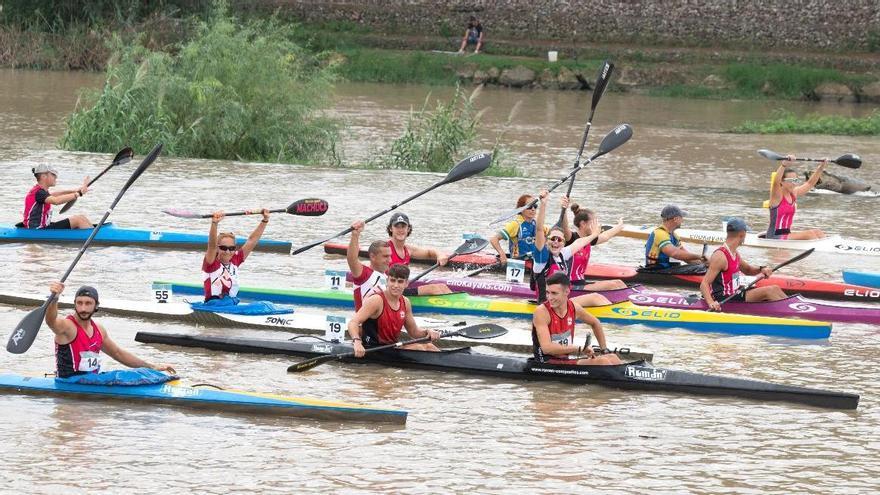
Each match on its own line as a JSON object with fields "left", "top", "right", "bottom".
{"left": 617, "top": 224, "right": 880, "bottom": 257}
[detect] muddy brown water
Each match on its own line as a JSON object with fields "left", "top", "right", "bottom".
{"left": 0, "top": 69, "right": 878, "bottom": 493}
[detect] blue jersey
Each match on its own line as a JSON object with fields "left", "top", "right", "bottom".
{"left": 644, "top": 226, "right": 681, "bottom": 268}
{"left": 498, "top": 215, "right": 546, "bottom": 258}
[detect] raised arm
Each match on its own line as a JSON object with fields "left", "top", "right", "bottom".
{"left": 44, "top": 282, "right": 77, "bottom": 342}
{"left": 534, "top": 190, "right": 550, "bottom": 251}
{"left": 597, "top": 217, "right": 624, "bottom": 245}
{"left": 240, "top": 209, "right": 270, "bottom": 260}
{"left": 796, "top": 159, "right": 827, "bottom": 196}
{"left": 204, "top": 211, "right": 223, "bottom": 265}
{"left": 347, "top": 220, "right": 366, "bottom": 278}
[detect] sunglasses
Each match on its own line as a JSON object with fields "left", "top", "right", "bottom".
{"left": 526, "top": 204, "right": 538, "bottom": 210}
{"left": 548, "top": 236, "right": 564, "bottom": 242}
{"left": 218, "top": 245, "right": 236, "bottom": 252}
{"left": 782, "top": 178, "right": 802, "bottom": 184}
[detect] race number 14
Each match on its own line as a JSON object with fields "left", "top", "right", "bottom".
{"left": 506, "top": 259, "right": 525, "bottom": 283}
{"left": 152, "top": 283, "right": 172, "bottom": 303}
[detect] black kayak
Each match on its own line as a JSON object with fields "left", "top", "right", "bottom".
{"left": 135, "top": 332, "right": 859, "bottom": 410}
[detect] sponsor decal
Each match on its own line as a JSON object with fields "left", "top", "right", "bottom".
{"left": 611, "top": 307, "right": 681, "bottom": 319}
{"left": 426, "top": 297, "right": 491, "bottom": 310}
{"left": 835, "top": 243, "right": 880, "bottom": 253}
{"left": 629, "top": 294, "right": 691, "bottom": 306}
{"left": 844, "top": 288, "right": 880, "bottom": 298}
{"left": 788, "top": 302, "right": 817, "bottom": 313}
{"left": 529, "top": 366, "right": 590, "bottom": 376}
{"left": 264, "top": 316, "right": 294, "bottom": 326}
{"left": 310, "top": 343, "right": 333, "bottom": 353}
{"left": 9, "top": 328, "right": 24, "bottom": 346}
{"left": 625, "top": 365, "right": 667, "bottom": 381}
{"left": 295, "top": 199, "right": 328, "bottom": 215}
{"left": 163, "top": 384, "right": 199, "bottom": 397}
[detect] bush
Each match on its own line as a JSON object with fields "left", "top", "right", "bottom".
{"left": 60, "top": 6, "right": 341, "bottom": 165}
{"left": 731, "top": 110, "right": 880, "bottom": 136}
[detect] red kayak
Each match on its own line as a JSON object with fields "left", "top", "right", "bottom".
{"left": 322, "top": 243, "right": 879, "bottom": 303}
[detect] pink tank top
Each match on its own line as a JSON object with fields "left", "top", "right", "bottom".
{"left": 767, "top": 194, "right": 796, "bottom": 239}
{"left": 710, "top": 245, "right": 742, "bottom": 298}
{"left": 55, "top": 315, "right": 104, "bottom": 377}
{"left": 569, "top": 243, "right": 592, "bottom": 282}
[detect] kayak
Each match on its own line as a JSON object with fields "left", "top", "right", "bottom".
{"left": 628, "top": 290, "right": 880, "bottom": 326}
{"left": 407, "top": 277, "right": 638, "bottom": 302}
{"left": 161, "top": 280, "right": 833, "bottom": 339}
{"left": 0, "top": 374, "right": 407, "bottom": 423}
{"left": 842, "top": 270, "right": 880, "bottom": 289}
{"left": 323, "top": 242, "right": 638, "bottom": 278}
{"left": 329, "top": 243, "right": 879, "bottom": 302}
{"left": 135, "top": 332, "right": 859, "bottom": 411}
{"left": 0, "top": 223, "right": 291, "bottom": 252}
{"left": 616, "top": 224, "right": 880, "bottom": 257}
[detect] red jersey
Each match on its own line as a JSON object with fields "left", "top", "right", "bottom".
{"left": 569, "top": 242, "right": 592, "bottom": 282}
{"left": 351, "top": 264, "right": 387, "bottom": 310}
{"left": 532, "top": 300, "right": 576, "bottom": 362}
{"left": 361, "top": 290, "right": 408, "bottom": 345}
{"left": 710, "top": 245, "right": 743, "bottom": 299}
{"left": 55, "top": 315, "right": 103, "bottom": 378}
{"left": 23, "top": 184, "right": 53, "bottom": 228}
{"left": 202, "top": 250, "right": 245, "bottom": 301}
{"left": 388, "top": 240, "right": 411, "bottom": 266}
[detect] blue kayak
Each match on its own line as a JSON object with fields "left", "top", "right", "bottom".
{"left": 842, "top": 270, "right": 880, "bottom": 289}
{"left": 0, "top": 223, "right": 291, "bottom": 252}
{"left": 0, "top": 374, "right": 406, "bottom": 423}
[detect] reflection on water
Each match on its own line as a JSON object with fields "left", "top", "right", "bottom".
{"left": 0, "top": 69, "right": 878, "bottom": 493}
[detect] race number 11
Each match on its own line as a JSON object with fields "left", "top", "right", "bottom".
{"left": 506, "top": 259, "right": 525, "bottom": 284}
{"left": 325, "top": 270, "right": 347, "bottom": 291}
{"left": 151, "top": 283, "right": 172, "bottom": 303}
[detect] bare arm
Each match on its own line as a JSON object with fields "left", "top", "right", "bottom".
{"left": 45, "top": 282, "right": 76, "bottom": 343}
{"left": 533, "top": 305, "right": 579, "bottom": 356}
{"left": 661, "top": 243, "right": 703, "bottom": 264}
{"left": 240, "top": 209, "right": 270, "bottom": 260}
{"left": 205, "top": 211, "right": 222, "bottom": 265}
{"left": 568, "top": 217, "right": 600, "bottom": 252}
{"left": 700, "top": 251, "right": 727, "bottom": 310}
{"left": 559, "top": 196, "right": 571, "bottom": 241}
{"left": 347, "top": 221, "right": 366, "bottom": 279}
{"left": 796, "top": 160, "right": 827, "bottom": 196}
{"left": 574, "top": 304, "right": 606, "bottom": 351}
{"left": 534, "top": 191, "right": 549, "bottom": 251}
{"left": 401, "top": 299, "right": 432, "bottom": 339}
{"left": 101, "top": 326, "right": 175, "bottom": 372}
{"left": 489, "top": 233, "right": 508, "bottom": 264}
{"left": 347, "top": 295, "right": 383, "bottom": 358}
{"left": 596, "top": 218, "right": 624, "bottom": 245}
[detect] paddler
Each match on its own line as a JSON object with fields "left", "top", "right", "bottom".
{"left": 385, "top": 213, "right": 453, "bottom": 295}
{"left": 701, "top": 217, "right": 786, "bottom": 311}
{"left": 565, "top": 202, "right": 627, "bottom": 290}
{"left": 489, "top": 193, "right": 559, "bottom": 266}
{"left": 348, "top": 264, "right": 441, "bottom": 357}
{"left": 45, "top": 282, "right": 175, "bottom": 378}
{"left": 644, "top": 205, "right": 707, "bottom": 270}
{"left": 202, "top": 209, "right": 271, "bottom": 302}
{"left": 22, "top": 164, "right": 92, "bottom": 229}
{"left": 766, "top": 155, "right": 826, "bottom": 240}
{"left": 532, "top": 190, "right": 616, "bottom": 306}
{"left": 532, "top": 272, "right": 621, "bottom": 365}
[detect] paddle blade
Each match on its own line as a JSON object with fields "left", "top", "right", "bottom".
{"left": 440, "top": 152, "right": 493, "bottom": 185}
{"left": 834, "top": 153, "right": 862, "bottom": 169}
{"left": 286, "top": 354, "right": 340, "bottom": 373}
{"left": 112, "top": 147, "right": 134, "bottom": 166}
{"left": 758, "top": 149, "right": 786, "bottom": 161}
{"left": 592, "top": 123, "right": 633, "bottom": 160}
{"left": 286, "top": 198, "right": 329, "bottom": 216}
{"left": 6, "top": 301, "right": 50, "bottom": 354}
{"left": 121, "top": 143, "right": 162, "bottom": 194}
{"left": 162, "top": 208, "right": 202, "bottom": 219}
{"left": 58, "top": 197, "right": 78, "bottom": 215}
{"left": 454, "top": 323, "right": 508, "bottom": 339}
{"left": 454, "top": 236, "right": 489, "bottom": 255}
{"left": 591, "top": 61, "right": 614, "bottom": 109}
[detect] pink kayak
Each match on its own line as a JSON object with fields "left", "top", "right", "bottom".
{"left": 628, "top": 290, "right": 880, "bottom": 326}
{"left": 408, "top": 277, "right": 638, "bottom": 304}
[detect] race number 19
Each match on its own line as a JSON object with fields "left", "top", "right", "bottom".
{"left": 325, "top": 315, "right": 346, "bottom": 342}
{"left": 325, "top": 270, "right": 347, "bottom": 291}
{"left": 152, "top": 283, "right": 172, "bottom": 303}
{"left": 506, "top": 259, "right": 525, "bottom": 284}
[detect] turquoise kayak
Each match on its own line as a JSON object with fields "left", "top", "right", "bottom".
{"left": 0, "top": 223, "right": 290, "bottom": 252}
{"left": 842, "top": 270, "right": 880, "bottom": 289}
{"left": 0, "top": 374, "right": 407, "bottom": 423}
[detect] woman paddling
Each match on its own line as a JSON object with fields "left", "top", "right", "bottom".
{"left": 565, "top": 203, "right": 627, "bottom": 290}
{"left": 489, "top": 193, "right": 558, "bottom": 266}
{"left": 531, "top": 191, "right": 614, "bottom": 307}
{"left": 766, "top": 155, "right": 826, "bottom": 240}
{"left": 202, "top": 209, "right": 270, "bottom": 302}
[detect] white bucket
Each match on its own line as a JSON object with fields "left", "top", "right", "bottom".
{"left": 548, "top": 51, "right": 558, "bottom": 63}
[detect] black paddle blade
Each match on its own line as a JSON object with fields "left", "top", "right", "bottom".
{"left": 834, "top": 153, "right": 862, "bottom": 169}
{"left": 455, "top": 236, "right": 489, "bottom": 255}
{"left": 6, "top": 300, "right": 50, "bottom": 354}
{"left": 440, "top": 152, "right": 493, "bottom": 185}
{"left": 286, "top": 353, "right": 342, "bottom": 373}
{"left": 119, "top": 143, "right": 162, "bottom": 199}
{"left": 757, "top": 149, "right": 786, "bottom": 161}
{"left": 455, "top": 323, "right": 508, "bottom": 339}
{"left": 286, "top": 198, "right": 329, "bottom": 216}
{"left": 593, "top": 123, "right": 633, "bottom": 160}
{"left": 591, "top": 61, "right": 614, "bottom": 108}
{"left": 113, "top": 147, "right": 134, "bottom": 166}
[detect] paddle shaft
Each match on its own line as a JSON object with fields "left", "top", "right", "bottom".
{"left": 199, "top": 208, "right": 286, "bottom": 219}
{"left": 719, "top": 248, "right": 814, "bottom": 305}
{"left": 288, "top": 333, "right": 439, "bottom": 372}
{"left": 59, "top": 147, "right": 133, "bottom": 214}
{"left": 410, "top": 238, "right": 489, "bottom": 282}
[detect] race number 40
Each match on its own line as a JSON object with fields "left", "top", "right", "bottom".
{"left": 152, "top": 283, "right": 172, "bottom": 303}
{"left": 506, "top": 259, "right": 525, "bottom": 284}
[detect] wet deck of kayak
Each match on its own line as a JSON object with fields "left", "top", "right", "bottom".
{"left": 0, "top": 69, "right": 878, "bottom": 493}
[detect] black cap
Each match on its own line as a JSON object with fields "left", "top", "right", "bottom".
{"left": 74, "top": 286, "right": 99, "bottom": 304}
{"left": 388, "top": 213, "right": 410, "bottom": 227}
{"left": 661, "top": 205, "right": 688, "bottom": 220}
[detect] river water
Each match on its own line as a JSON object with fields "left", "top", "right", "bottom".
{"left": 1, "top": 69, "right": 879, "bottom": 494}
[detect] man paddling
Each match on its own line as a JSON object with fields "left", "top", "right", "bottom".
{"left": 22, "top": 164, "right": 93, "bottom": 229}
{"left": 643, "top": 205, "right": 707, "bottom": 270}
{"left": 46, "top": 282, "right": 175, "bottom": 378}
{"left": 202, "top": 209, "right": 272, "bottom": 302}
{"left": 384, "top": 213, "right": 452, "bottom": 295}
{"left": 701, "top": 218, "right": 786, "bottom": 311}
{"left": 348, "top": 264, "right": 440, "bottom": 357}
{"left": 532, "top": 272, "right": 621, "bottom": 365}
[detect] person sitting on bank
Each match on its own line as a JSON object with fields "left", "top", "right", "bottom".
{"left": 643, "top": 204, "right": 707, "bottom": 271}
{"left": 457, "top": 16, "right": 484, "bottom": 54}
{"left": 46, "top": 282, "right": 175, "bottom": 378}
{"left": 532, "top": 272, "right": 622, "bottom": 366}
{"left": 202, "top": 209, "right": 271, "bottom": 302}
{"left": 700, "top": 217, "right": 786, "bottom": 311}
{"left": 22, "top": 164, "right": 92, "bottom": 229}
{"left": 348, "top": 264, "right": 441, "bottom": 358}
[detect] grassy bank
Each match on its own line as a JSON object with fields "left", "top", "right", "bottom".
{"left": 732, "top": 111, "right": 880, "bottom": 136}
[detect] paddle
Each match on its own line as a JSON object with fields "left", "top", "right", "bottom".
{"left": 557, "top": 61, "right": 614, "bottom": 226}
{"left": 290, "top": 152, "right": 493, "bottom": 256}
{"left": 287, "top": 323, "right": 508, "bottom": 373}
{"left": 410, "top": 236, "right": 489, "bottom": 282}
{"left": 59, "top": 147, "right": 134, "bottom": 214}
{"left": 757, "top": 149, "right": 862, "bottom": 169}
{"left": 463, "top": 251, "right": 533, "bottom": 278}
{"left": 162, "top": 198, "right": 329, "bottom": 219}
{"left": 490, "top": 124, "right": 633, "bottom": 226}
{"left": 6, "top": 143, "right": 163, "bottom": 354}
{"left": 718, "top": 248, "right": 815, "bottom": 305}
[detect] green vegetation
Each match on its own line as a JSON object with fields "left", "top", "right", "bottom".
{"left": 732, "top": 110, "right": 880, "bottom": 136}
{"left": 61, "top": 7, "right": 341, "bottom": 164}
{"left": 367, "top": 85, "right": 520, "bottom": 176}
